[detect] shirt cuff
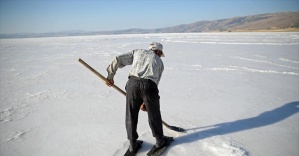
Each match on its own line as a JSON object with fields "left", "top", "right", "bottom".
{"left": 107, "top": 73, "right": 114, "bottom": 80}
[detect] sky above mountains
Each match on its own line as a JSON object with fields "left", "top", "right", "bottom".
{"left": 0, "top": 0, "right": 299, "bottom": 34}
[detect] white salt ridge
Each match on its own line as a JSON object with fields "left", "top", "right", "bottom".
{"left": 232, "top": 56, "right": 299, "bottom": 70}
{"left": 279, "top": 58, "right": 299, "bottom": 64}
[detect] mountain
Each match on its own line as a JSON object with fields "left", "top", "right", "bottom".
{"left": 1, "top": 12, "right": 298, "bottom": 38}
{"left": 155, "top": 12, "right": 299, "bottom": 33}
{"left": 94, "top": 12, "right": 299, "bottom": 34}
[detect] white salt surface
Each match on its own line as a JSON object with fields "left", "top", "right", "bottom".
{"left": 0, "top": 32, "right": 298, "bottom": 156}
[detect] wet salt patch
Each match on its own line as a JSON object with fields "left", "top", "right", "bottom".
{"left": 0, "top": 130, "right": 27, "bottom": 145}
{"left": 26, "top": 91, "right": 51, "bottom": 102}
{"left": 0, "top": 103, "right": 32, "bottom": 124}
{"left": 25, "top": 90, "right": 79, "bottom": 102}
{"left": 202, "top": 136, "right": 248, "bottom": 156}
{"left": 6, "top": 131, "right": 25, "bottom": 142}
{"left": 0, "top": 107, "right": 14, "bottom": 124}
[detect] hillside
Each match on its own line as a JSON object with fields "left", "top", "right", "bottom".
{"left": 0, "top": 12, "right": 298, "bottom": 38}
{"left": 155, "top": 12, "right": 299, "bottom": 32}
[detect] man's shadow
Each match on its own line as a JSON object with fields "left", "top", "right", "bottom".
{"left": 175, "top": 101, "right": 299, "bottom": 144}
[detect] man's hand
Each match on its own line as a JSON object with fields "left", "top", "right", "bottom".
{"left": 140, "top": 103, "right": 147, "bottom": 111}
{"left": 105, "top": 79, "right": 114, "bottom": 87}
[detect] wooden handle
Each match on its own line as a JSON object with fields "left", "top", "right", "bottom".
{"left": 78, "top": 58, "right": 126, "bottom": 96}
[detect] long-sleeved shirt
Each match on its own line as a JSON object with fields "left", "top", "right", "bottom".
{"left": 106, "top": 49, "right": 164, "bottom": 85}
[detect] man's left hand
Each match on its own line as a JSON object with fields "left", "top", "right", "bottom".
{"left": 140, "top": 103, "right": 147, "bottom": 111}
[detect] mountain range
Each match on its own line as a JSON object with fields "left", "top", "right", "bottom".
{"left": 154, "top": 11, "right": 299, "bottom": 33}
{"left": 1, "top": 12, "right": 298, "bottom": 38}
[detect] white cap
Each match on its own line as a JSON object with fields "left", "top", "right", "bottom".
{"left": 149, "top": 42, "right": 165, "bottom": 57}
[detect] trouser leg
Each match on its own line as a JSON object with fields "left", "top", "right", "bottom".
{"left": 125, "top": 79, "right": 143, "bottom": 141}
{"left": 141, "top": 80, "right": 164, "bottom": 139}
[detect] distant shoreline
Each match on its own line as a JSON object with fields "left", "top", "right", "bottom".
{"left": 1, "top": 29, "right": 299, "bottom": 39}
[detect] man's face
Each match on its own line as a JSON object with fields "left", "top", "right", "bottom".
{"left": 157, "top": 50, "right": 163, "bottom": 57}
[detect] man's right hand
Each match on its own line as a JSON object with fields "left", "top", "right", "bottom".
{"left": 105, "top": 79, "right": 114, "bottom": 87}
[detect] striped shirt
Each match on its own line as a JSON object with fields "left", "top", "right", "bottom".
{"left": 107, "top": 49, "right": 164, "bottom": 85}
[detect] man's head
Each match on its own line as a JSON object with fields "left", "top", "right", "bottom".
{"left": 149, "top": 42, "right": 165, "bottom": 57}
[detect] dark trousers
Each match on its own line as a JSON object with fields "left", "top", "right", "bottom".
{"left": 125, "top": 76, "right": 164, "bottom": 141}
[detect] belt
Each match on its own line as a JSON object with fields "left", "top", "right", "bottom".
{"left": 129, "top": 76, "right": 143, "bottom": 80}
{"left": 128, "top": 76, "right": 157, "bottom": 86}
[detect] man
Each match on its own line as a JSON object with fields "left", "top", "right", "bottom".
{"left": 106, "top": 42, "right": 172, "bottom": 154}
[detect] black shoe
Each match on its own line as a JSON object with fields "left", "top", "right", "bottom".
{"left": 156, "top": 136, "right": 173, "bottom": 148}
{"left": 125, "top": 140, "right": 143, "bottom": 156}
{"left": 147, "top": 136, "right": 174, "bottom": 155}
{"left": 129, "top": 140, "right": 142, "bottom": 153}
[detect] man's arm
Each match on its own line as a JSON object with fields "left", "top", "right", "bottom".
{"left": 106, "top": 51, "right": 134, "bottom": 86}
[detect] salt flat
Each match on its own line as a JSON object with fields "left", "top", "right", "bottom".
{"left": 0, "top": 32, "right": 298, "bottom": 156}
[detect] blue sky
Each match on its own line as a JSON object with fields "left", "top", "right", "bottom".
{"left": 0, "top": 0, "right": 298, "bottom": 34}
